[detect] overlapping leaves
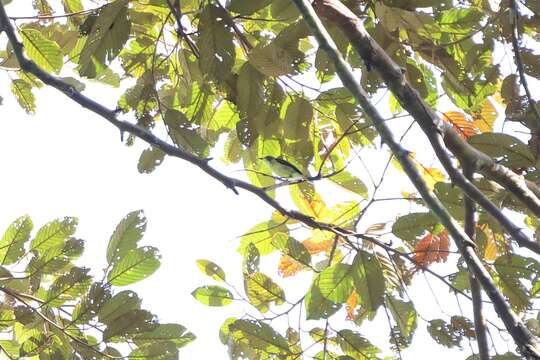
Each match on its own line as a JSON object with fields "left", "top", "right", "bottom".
{"left": 0, "top": 213, "right": 192, "bottom": 358}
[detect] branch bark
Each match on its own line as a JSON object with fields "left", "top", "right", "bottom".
{"left": 311, "top": 0, "right": 540, "bottom": 257}
{"left": 291, "top": 0, "right": 540, "bottom": 357}
{"left": 464, "top": 167, "right": 490, "bottom": 360}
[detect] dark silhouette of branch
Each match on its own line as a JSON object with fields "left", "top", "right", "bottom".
{"left": 464, "top": 166, "right": 490, "bottom": 360}
{"left": 290, "top": 0, "right": 540, "bottom": 357}
{"left": 311, "top": 0, "right": 540, "bottom": 256}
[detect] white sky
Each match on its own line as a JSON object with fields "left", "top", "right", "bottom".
{"left": 0, "top": 2, "right": 529, "bottom": 358}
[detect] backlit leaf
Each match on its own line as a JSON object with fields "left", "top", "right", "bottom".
{"left": 196, "top": 259, "right": 226, "bottom": 282}
{"left": 191, "top": 285, "right": 234, "bottom": 306}
{"left": 20, "top": 28, "right": 62, "bottom": 73}
{"left": 0, "top": 215, "right": 32, "bottom": 265}
{"left": 107, "top": 210, "right": 146, "bottom": 264}
{"left": 107, "top": 246, "right": 161, "bottom": 286}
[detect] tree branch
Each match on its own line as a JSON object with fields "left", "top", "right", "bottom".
{"left": 311, "top": 0, "right": 540, "bottom": 257}
{"left": 290, "top": 0, "right": 540, "bottom": 357}
{"left": 464, "top": 166, "right": 490, "bottom": 360}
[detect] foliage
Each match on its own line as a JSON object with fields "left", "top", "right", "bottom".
{"left": 0, "top": 212, "right": 194, "bottom": 358}
{"left": 1, "top": 0, "right": 540, "bottom": 358}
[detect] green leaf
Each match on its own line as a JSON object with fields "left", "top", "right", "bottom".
{"left": 317, "top": 263, "right": 353, "bottom": 303}
{"left": 392, "top": 212, "right": 439, "bottom": 244}
{"left": 427, "top": 319, "right": 462, "bottom": 348}
{"left": 305, "top": 282, "right": 341, "bottom": 320}
{"left": 229, "top": 319, "right": 291, "bottom": 356}
{"left": 271, "top": 0, "right": 300, "bottom": 19}
{"left": 98, "top": 290, "right": 142, "bottom": 324}
{"left": 249, "top": 43, "right": 296, "bottom": 77}
{"left": 103, "top": 309, "right": 156, "bottom": 341}
{"left": 198, "top": 5, "right": 235, "bottom": 80}
{"left": 337, "top": 329, "right": 380, "bottom": 358}
{"left": 11, "top": 79, "right": 36, "bottom": 114}
{"left": 138, "top": 147, "right": 165, "bottom": 174}
{"left": 328, "top": 171, "right": 368, "bottom": 198}
{"left": 133, "top": 324, "right": 196, "bottom": 347}
{"left": 107, "top": 210, "right": 147, "bottom": 265}
{"left": 228, "top": 0, "right": 271, "bottom": 15}
{"left": 128, "top": 342, "right": 178, "bottom": 359}
{"left": 272, "top": 234, "right": 311, "bottom": 265}
{"left": 0, "top": 215, "right": 33, "bottom": 265}
{"left": 78, "top": 0, "right": 131, "bottom": 77}
{"left": 27, "top": 238, "right": 84, "bottom": 275}
{"left": 0, "top": 340, "right": 19, "bottom": 358}
{"left": 244, "top": 272, "right": 285, "bottom": 312}
{"left": 107, "top": 246, "right": 161, "bottom": 286}
{"left": 62, "top": 0, "right": 83, "bottom": 13}
{"left": 163, "top": 109, "right": 209, "bottom": 157}
{"left": 237, "top": 220, "right": 287, "bottom": 256}
{"left": 191, "top": 285, "right": 234, "bottom": 306}
{"left": 284, "top": 97, "right": 313, "bottom": 142}
{"left": 30, "top": 217, "right": 77, "bottom": 253}
{"left": 44, "top": 267, "right": 91, "bottom": 307}
{"left": 195, "top": 259, "right": 226, "bottom": 282}
{"left": 386, "top": 296, "right": 417, "bottom": 340}
{"left": 469, "top": 133, "right": 535, "bottom": 168}
{"left": 351, "top": 251, "right": 385, "bottom": 312}
{"left": 20, "top": 334, "right": 47, "bottom": 357}
{"left": 243, "top": 242, "right": 260, "bottom": 275}
{"left": 236, "top": 62, "right": 265, "bottom": 120}
{"left": 72, "top": 282, "right": 111, "bottom": 323}
{"left": 20, "top": 28, "right": 63, "bottom": 73}
{"left": 494, "top": 255, "right": 539, "bottom": 311}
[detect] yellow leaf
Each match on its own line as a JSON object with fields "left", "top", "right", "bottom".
{"left": 346, "top": 291, "right": 359, "bottom": 320}
{"left": 479, "top": 224, "right": 498, "bottom": 261}
{"left": 422, "top": 167, "right": 445, "bottom": 189}
{"left": 407, "top": 153, "right": 446, "bottom": 190}
{"left": 472, "top": 99, "right": 498, "bottom": 133}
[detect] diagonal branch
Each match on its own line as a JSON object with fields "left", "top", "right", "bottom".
{"left": 311, "top": 0, "right": 540, "bottom": 257}
{"left": 464, "top": 166, "right": 490, "bottom": 360}
{"left": 290, "top": 0, "right": 540, "bottom": 357}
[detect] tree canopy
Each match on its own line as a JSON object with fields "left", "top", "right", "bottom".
{"left": 0, "top": 0, "right": 540, "bottom": 358}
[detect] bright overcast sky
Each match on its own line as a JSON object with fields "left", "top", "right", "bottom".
{"left": 0, "top": 1, "right": 522, "bottom": 356}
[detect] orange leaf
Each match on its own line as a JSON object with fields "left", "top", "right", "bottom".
{"left": 413, "top": 230, "right": 450, "bottom": 269}
{"left": 345, "top": 291, "right": 359, "bottom": 320}
{"left": 443, "top": 111, "right": 478, "bottom": 138}
{"left": 472, "top": 99, "right": 497, "bottom": 133}
{"left": 303, "top": 237, "right": 334, "bottom": 255}
{"left": 278, "top": 255, "right": 303, "bottom": 277}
